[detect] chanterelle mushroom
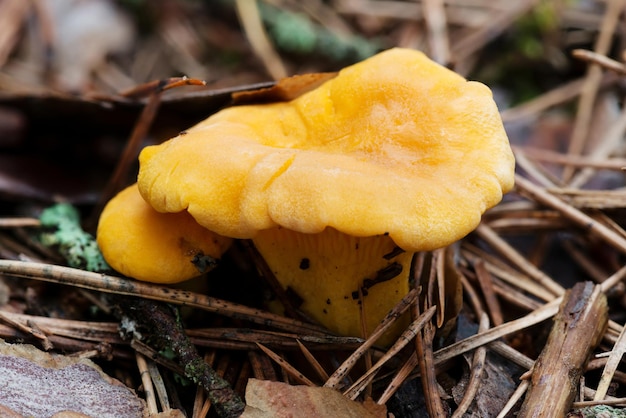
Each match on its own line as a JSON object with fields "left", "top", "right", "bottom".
{"left": 97, "top": 184, "right": 232, "bottom": 283}
{"left": 136, "top": 48, "right": 515, "bottom": 339}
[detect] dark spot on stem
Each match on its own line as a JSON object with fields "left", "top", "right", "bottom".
{"left": 362, "top": 262, "right": 403, "bottom": 291}
{"left": 299, "top": 258, "right": 310, "bottom": 270}
{"left": 383, "top": 246, "right": 405, "bottom": 260}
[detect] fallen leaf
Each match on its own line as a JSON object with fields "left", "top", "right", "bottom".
{"left": 0, "top": 338, "right": 146, "bottom": 418}
{"left": 232, "top": 72, "right": 337, "bottom": 104}
{"left": 241, "top": 378, "right": 387, "bottom": 418}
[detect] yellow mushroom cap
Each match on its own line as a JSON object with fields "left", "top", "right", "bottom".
{"left": 137, "top": 48, "right": 515, "bottom": 252}
{"left": 96, "top": 184, "right": 232, "bottom": 283}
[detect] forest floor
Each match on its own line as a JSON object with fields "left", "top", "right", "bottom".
{"left": 1, "top": 1, "right": 626, "bottom": 417}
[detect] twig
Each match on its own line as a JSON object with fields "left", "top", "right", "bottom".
{"left": 123, "top": 299, "right": 245, "bottom": 418}
{"left": 572, "top": 49, "right": 626, "bottom": 76}
{"left": 451, "top": 0, "right": 539, "bottom": 68}
{"left": 475, "top": 223, "right": 564, "bottom": 296}
{"left": 568, "top": 104, "right": 626, "bottom": 189}
{"left": 423, "top": 0, "right": 450, "bottom": 65}
{"left": 0, "top": 0, "right": 32, "bottom": 68}
{"left": 235, "top": 0, "right": 287, "bottom": 80}
{"left": 514, "top": 150, "right": 561, "bottom": 188}
{"left": 0, "top": 218, "right": 41, "bottom": 227}
{"left": 147, "top": 360, "right": 171, "bottom": 412}
{"left": 594, "top": 320, "right": 626, "bottom": 400}
{"left": 514, "top": 145, "right": 626, "bottom": 170}
{"left": 562, "top": 0, "right": 624, "bottom": 181}
{"left": 377, "top": 351, "right": 420, "bottom": 405}
{"left": 415, "top": 308, "right": 445, "bottom": 416}
{"left": 473, "top": 260, "right": 503, "bottom": 326}
{"left": 296, "top": 340, "right": 329, "bottom": 381}
{"left": 489, "top": 340, "right": 534, "bottom": 371}
{"left": 0, "top": 311, "right": 52, "bottom": 350}
{"left": 248, "top": 350, "right": 277, "bottom": 381}
{"left": 451, "top": 312, "right": 489, "bottom": 418}
{"left": 460, "top": 274, "right": 485, "bottom": 320}
{"left": 324, "top": 287, "right": 420, "bottom": 389}
{"left": 514, "top": 174, "right": 626, "bottom": 257}
{"left": 343, "top": 306, "right": 437, "bottom": 400}
{"left": 136, "top": 352, "right": 159, "bottom": 415}
{"left": 547, "top": 188, "right": 626, "bottom": 210}
{"left": 463, "top": 245, "right": 554, "bottom": 303}
{"left": 518, "top": 282, "right": 608, "bottom": 417}
{"left": 0, "top": 259, "right": 329, "bottom": 335}
{"left": 434, "top": 298, "right": 561, "bottom": 365}
{"left": 256, "top": 342, "right": 314, "bottom": 386}
{"left": 572, "top": 398, "right": 626, "bottom": 408}
{"left": 496, "top": 380, "right": 530, "bottom": 418}
{"left": 500, "top": 74, "right": 616, "bottom": 123}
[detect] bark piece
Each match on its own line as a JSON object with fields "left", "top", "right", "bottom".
{"left": 0, "top": 338, "right": 146, "bottom": 418}
{"left": 518, "top": 282, "right": 608, "bottom": 418}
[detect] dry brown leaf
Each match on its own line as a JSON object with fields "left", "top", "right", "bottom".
{"left": 241, "top": 378, "right": 387, "bottom": 418}
{"left": 0, "top": 338, "right": 146, "bottom": 418}
{"left": 232, "top": 72, "right": 337, "bottom": 104}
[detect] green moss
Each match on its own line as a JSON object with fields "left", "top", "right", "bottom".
{"left": 574, "top": 405, "right": 626, "bottom": 418}
{"left": 259, "top": 3, "right": 380, "bottom": 63}
{"left": 39, "top": 203, "right": 110, "bottom": 272}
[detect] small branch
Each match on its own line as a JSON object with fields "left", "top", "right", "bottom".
{"left": 434, "top": 298, "right": 561, "bottom": 365}
{"left": 120, "top": 298, "right": 245, "bottom": 418}
{"left": 0, "top": 260, "right": 328, "bottom": 335}
{"left": 561, "top": 0, "right": 625, "bottom": 181}
{"left": 415, "top": 313, "right": 446, "bottom": 416}
{"left": 475, "top": 223, "right": 564, "bottom": 296}
{"left": 256, "top": 343, "right": 314, "bottom": 386}
{"left": 514, "top": 174, "right": 626, "bottom": 258}
{"left": 452, "top": 312, "right": 489, "bottom": 418}
{"left": 572, "top": 49, "right": 626, "bottom": 75}
{"left": 594, "top": 319, "right": 626, "bottom": 400}
{"left": 136, "top": 352, "right": 159, "bottom": 415}
{"left": 343, "top": 306, "right": 437, "bottom": 400}
{"left": 518, "top": 282, "right": 608, "bottom": 417}
{"left": 0, "top": 218, "right": 41, "bottom": 227}
{"left": 235, "top": 0, "right": 287, "bottom": 80}
{"left": 324, "top": 287, "right": 420, "bottom": 389}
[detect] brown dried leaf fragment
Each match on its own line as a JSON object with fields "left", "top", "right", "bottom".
{"left": 241, "top": 378, "right": 386, "bottom": 418}
{"left": 0, "top": 338, "right": 146, "bottom": 418}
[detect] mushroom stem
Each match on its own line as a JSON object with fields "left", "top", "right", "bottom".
{"left": 252, "top": 227, "right": 413, "bottom": 344}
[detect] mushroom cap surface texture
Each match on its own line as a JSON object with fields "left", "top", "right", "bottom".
{"left": 137, "top": 48, "right": 515, "bottom": 252}
{"left": 97, "top": 184, "right": 232, "bottom": 283}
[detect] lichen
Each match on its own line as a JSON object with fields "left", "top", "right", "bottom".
{"left": 573, "top": 405, "right": 626, "bottom": 418}
{"left": 39, "top": 203, "right": 110, "bottom": 272}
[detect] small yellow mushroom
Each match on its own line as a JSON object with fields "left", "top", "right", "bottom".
{"left": 136, "top": 48, "right": 515, "bottom": 339}
{"left": 97, "top": 184, "right": 232, "bottom": 283}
